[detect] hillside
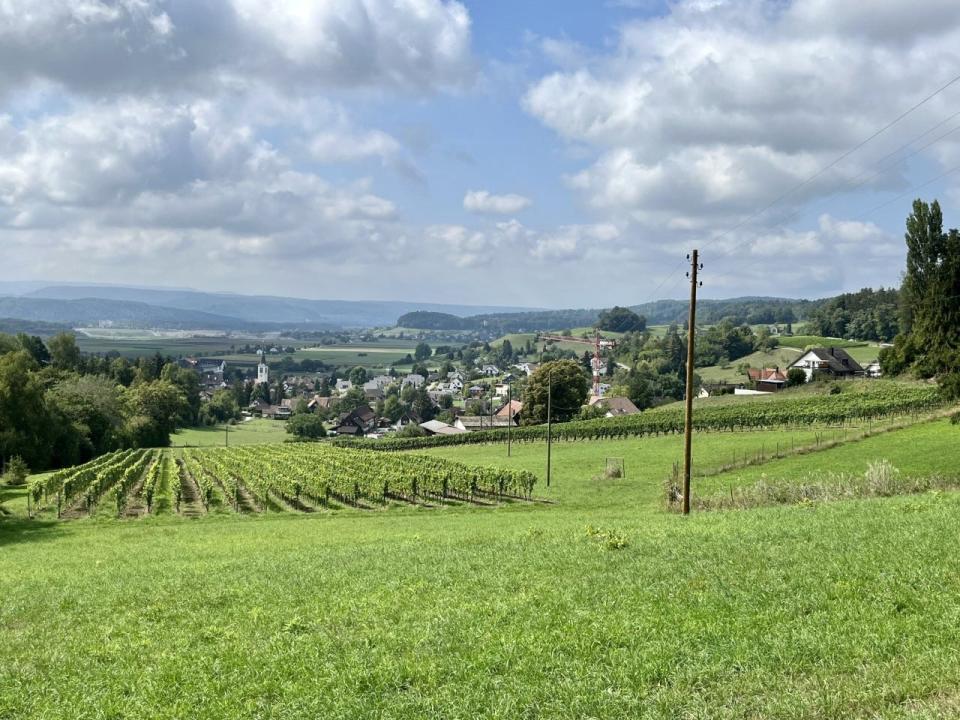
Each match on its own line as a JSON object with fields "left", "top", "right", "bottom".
{"left": 21, "top": 285, "right": 535, "bottom": 329}
{"left": 0, "top": 296, "right": 271, "bottom": 331}
{"left": 397, "top": 296, "right": 819, "bottom": 333}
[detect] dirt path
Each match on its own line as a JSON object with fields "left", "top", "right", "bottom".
{"left": 175, "top": 460, "right": 206, "bottom": 518}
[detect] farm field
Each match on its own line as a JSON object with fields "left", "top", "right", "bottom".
{"left": 3, "top": 400, "right": 960, "bottom": 717}
{"left": 170, "top": 419, "right": 289, "bottom": 447}
{"left": 75, "top": 334, "right": 259, "bottom": 358}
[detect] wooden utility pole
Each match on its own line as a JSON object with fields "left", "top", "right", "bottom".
{"left": 682, "top": 249, "right": 701, "bottom": 515}
{"left": 546, "top": 369, "right": 552, "bottom": 487}
{"left": 507, "top": 384, "right": 512, "bottom": 457}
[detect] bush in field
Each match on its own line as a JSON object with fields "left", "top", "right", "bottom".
{"left": 396, "top": 424, "right": 427, "bottom": 438}
{"left": 3, "top": 456, "right": 28, "bottom": 486}
{"left": 865, "top": 459, "right": 899, "bottom": 496}
{"left": 786, "top": 368, "right": 807, "bottom": 387}
{"left": 285, "top": 414, "right": 326, "bottom": 440}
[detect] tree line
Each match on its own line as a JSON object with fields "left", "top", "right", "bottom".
{"left": 0, "top": 333, "right": 199, "bottom": 474}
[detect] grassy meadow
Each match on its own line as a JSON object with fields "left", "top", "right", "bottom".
{"left": 4, "top": 409, "right": 960, "bottom": 717}
{"left": 170, "top": 418, "right": 289, "bottom": 447}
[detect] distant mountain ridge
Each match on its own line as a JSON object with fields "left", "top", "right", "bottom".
{"left": 0, "top": 284, "right": 538, "bottom": 330}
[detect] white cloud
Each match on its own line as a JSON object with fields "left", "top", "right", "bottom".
{"left": 0, "top": 0, "right": 475, "bottom": 96}
{"left": 309, "top": 130, "right": 401, "bottom": 164}
{"left": 524, "top": 0, "right": 960, "bottom": 233}
{"left": 463, "top": 190, "right": 532, "bottom": 215}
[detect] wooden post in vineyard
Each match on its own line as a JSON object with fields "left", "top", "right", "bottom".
{"left": 546, "top": 368, "right": 553, "bottom": 488}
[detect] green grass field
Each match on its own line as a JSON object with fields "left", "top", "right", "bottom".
{"left": 697, "top": 346, "right": 803, "bottom": 383}
{"left": 776, "top": 334, "right": 866, "bottom": 349}
{"left": 695, "top": 418, "right": 957, "bottom": 496}
{"left": 170, "top": 418, "right": 289, "bottom": 447}
{"left": 4, "top": 418, "right": 960, "bottom": 718}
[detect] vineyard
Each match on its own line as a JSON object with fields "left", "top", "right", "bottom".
{"left": 25, "top": 444, "right": 538, "bottom": 520}
{"left": 337, "top": 384, "right": 945, "bottom": 450}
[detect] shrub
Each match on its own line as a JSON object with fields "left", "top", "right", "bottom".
{"left": 285, "top": 414, "right": 327, "bottom": 440}
{"left": 396, "top": 424, "right": 427, "bottom": 438}
{"left": 865, "top": 459, "right": 899, "bottom": 496}
{"left": 786, "top": 368, "right": 807, "bottom": 387}
{"left": 3, "top": 456, "right": 29, "bottom": 486}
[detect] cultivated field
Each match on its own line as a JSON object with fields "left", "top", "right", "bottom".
{"left": 2, "top": 387, "right": 960, "bottom": 718}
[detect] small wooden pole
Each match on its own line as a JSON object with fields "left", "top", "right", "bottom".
{"left": 682, "top": 249, "right": 700, "bottom": 515}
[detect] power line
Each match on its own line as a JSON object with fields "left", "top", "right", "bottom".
{"left": 700, "top": 71, "right": 960, "bottom": 255}
{"left": 707, "top": 109, "right": 960, "bottom": 283}
{"left": 639, "top": 73, "right": 960, "bottom": 305}
{"left": 706, "top": 160, "right": 960, "bottom": 289}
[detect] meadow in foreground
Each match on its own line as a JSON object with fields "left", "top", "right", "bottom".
{"left": 2, "top": 419, "right": 960, "bottom": 719}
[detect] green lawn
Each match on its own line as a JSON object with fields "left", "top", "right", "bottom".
{"left": 170, "top": 418, "right": 289, "bottom": 447}
{"left": 4, "top": 420, "right": 960, "bottom": 717}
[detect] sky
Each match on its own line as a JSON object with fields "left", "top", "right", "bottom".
{"left": 2, "top": 0, "right": 960, "bottom": 308}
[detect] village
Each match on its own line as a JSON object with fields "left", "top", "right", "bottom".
{"left": 176, "top": 335, "right": 886, "bottom": 441}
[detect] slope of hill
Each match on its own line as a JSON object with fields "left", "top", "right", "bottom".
{"left": 23, "top": 285, "right": 536, "bottom": 329}
{"left": 0, "top": 297, "right": 265, "bottom": 331}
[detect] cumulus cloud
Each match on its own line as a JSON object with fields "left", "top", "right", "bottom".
{"left": 524, "top": 0, "right": 960, "bottom": 234}
{"left": 463, "top": 190, "right": 532, "bottom": 215}
{"left": 0, "top": 0, "right": 472, "bottom": 296}
{"left": 0, "top": 0, "right": 475, "bottom": 96}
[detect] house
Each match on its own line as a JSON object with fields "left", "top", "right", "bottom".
{"left": 448, "top": 377, "right": 464, "bottom": 393}
{"left": 189, "top": 358, "right": 227, "bottom": 388}
{"left": 402, "top": 373, "right": 425, "bottom": 388}
{"left": 260, "top": 404, "right": 292, "bottom": 420}
{"left": 746, "top": 367, "right": 788, "bottom": 392}
{"left": 427, "top": 389, "right": 453, "bottom": 404}
{"left": 335, "top": 379, "right": 353, "bottom": 394}
{"left": 480, "top": 364, "right": 500, "bottom": 376}
{"left": 335, "top": 405, "right": 377, "bottom": 436}
{"left": 788, "top": 347, "right": 863, "bottom": 381}
{"left": 447, "top": 371, "right": 465, "bottom": 383}
{"left": 362, "top": 380, "right": 385, "bottom": 401}
{"left": 307, "top": 395, "right": 338, "bottom": 412}
{"left": 514, "top": 362, "right": 539, "bottom": 376}
{"left": 419, "top": 419, "right": 467, "bottom": 436}
{"left": 495, "top": 399, "right": 523, "bottom": 424}
{"left": 468, "top": 385, "right": 485, "bottom": 396}
{"left": 454, "top": 416, "right": 514, "bottom": 431}
{"left": 391, "top": 412, "right": 421, "bottom": 430}
{"left": 494, "top": 383, "right": 510, "bottom": 398}
{"left": 589, "top": 396, "right": 640, "bottom": 417}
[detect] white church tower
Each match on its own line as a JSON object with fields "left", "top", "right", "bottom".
{"left": 256, "top": 351, "right": 269, "bottom": 385}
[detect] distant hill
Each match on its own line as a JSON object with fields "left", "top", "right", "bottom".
{"left": 0, "top": 317, "right": 73, "bottom": 337}
{"left": 19, "top": 285, "right": 535, "bottom": 329}
{"left": 0, "top": 297, "right": 267, "bottom": 331}
{"left": 399, "top": 297, "right": 818, "bottom": 333}
{"left": 631, "top": 297, "right": 813, "bottom": 325}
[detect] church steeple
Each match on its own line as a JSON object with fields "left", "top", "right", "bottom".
{"left": 256, "top": 350, "right": 269, "bottom": 385}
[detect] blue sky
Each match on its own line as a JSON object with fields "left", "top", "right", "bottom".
{"left": 2, "top": 0, "right": 960, "bottom": 308}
